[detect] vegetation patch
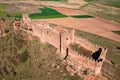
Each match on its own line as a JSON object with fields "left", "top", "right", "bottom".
{"left": 85, "top": 0, "right": 120, "bottom": 8}
{"left": 36, "top": 0, "right": 61, "bottom": 1}
{"left": 16, "top": 7, "right": 67, "bottom": 19}
{"left": 5, "top": 35, "right": 82, "bottom": 80}
{"left": 0, "top": 3, "right": 9, "bottom": 10}
{"left": 71, "top": 15, "right": 94, "bottom": 18}
{"left": 0, "top": 10, "right": 20, "bottom": 18}
{"left": 49, "top": 23, "right": 57, "bottom": 28}
{"left": 70, "top": 43, "right": 92, "bottom": 58}
{"left": 0, "top": 28, "right": 28, "bottom": 79}
{"left": 80, "top": 3, "right": 120, "bottom": 23}
{"left": 30, "top": 7, "right": 67, "bottom": 19}
{"left": 0, "top": 19, "right": 82, "bottom": 79}
{"left": 112, "top": 31, "right": 120, "bottom": 35}
{"left": 0, "top": 3, "right": 20, "bottom": 18}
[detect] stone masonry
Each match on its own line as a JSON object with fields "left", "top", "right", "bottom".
{"left": 13, "top": 14, "right": 107, "bottom": 80}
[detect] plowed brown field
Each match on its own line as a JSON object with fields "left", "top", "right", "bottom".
{"left": 34, "top": 8, "right": 120, "bottom": 42}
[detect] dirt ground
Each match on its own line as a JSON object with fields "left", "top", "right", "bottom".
{"left": 52, "top": 7, "right": 87, "bottom": 16}
{"left": 33, "top": 7, "right": 120, "bottom": 42}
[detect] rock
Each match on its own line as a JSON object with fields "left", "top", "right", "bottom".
{"left": 63, "top": 73, "right": 66, "bottom": 76}
{"left": 57, "top": 65, "right": 60, "bottom": 69}
{"left": 60, "top": 70, "right": 63, "bottom": 73}
{"left": 52, "top": 63, "right": 55, "bottom": 68}
{"left": 66, "top": 65, "right": 75, "bottom": 76}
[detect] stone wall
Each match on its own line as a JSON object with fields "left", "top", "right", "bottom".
{"left": 65, "top": 48, "right": 107, "bottom": 76}
{"left": 13, "top": 14, "right": 107, "bottom": 79}
{"left": 75, "top": 36, "right": 105, "bottom": 52}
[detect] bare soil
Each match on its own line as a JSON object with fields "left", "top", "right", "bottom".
{"left": 34, "top": 7, "right": 120, "bottom": 42}
{"left": 34, "top": 9, "right": 120, "bottom": 42}
{"left": 52, "top": 7, "right": 87, "bottom": 16}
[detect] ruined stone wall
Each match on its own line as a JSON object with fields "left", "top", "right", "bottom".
{"left": 75, "top": 36, "right": 105, "bottom": 52}
{"left": 13, "top": 14, "right": 108, "bottom": 79}
{"left": 30, "top": 21, "right": 60, "bottom": 48}
{"left": 66, "top": 48, "right": 107, "bottom": 76}
{"left": 60, "top": 28, "right": 74, "bottom": 58}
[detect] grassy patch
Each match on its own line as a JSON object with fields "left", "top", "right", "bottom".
{"left": 112, "top": 31, "right": 120, "bottom": 35}
{"left": 6, "top": 37, "right": 82, "bottom": 80}
{"left": 70, "top": 43, "right": 92, "bottom": 58}
{"left": 0, "top": 10, "right": 21, "bottom": 18}
{"left": 0, "top": 3, "right": 21, "bottom": 18}
{"left": 36, "top": 0, "right": 61, "bottom": 1}
{"left": 16, "top": 7, "right": 67, "bottom": 19}
{"left": 80, "top": 3, "right": 120, "bottom": 23}
{"left": 49, "top": 23, "right": 57, "bottom": 28}
{"left": 0, "top": 3, "right": 9, "bottom": 10}
{"left": 85, "top": 0, "right": 120, "bottom": 8}
{"left": 0, "top": 23, "right": 82, "bottom": 79}
{"left": 29, "top": 7, "right": 67, "bottom": 19}
{"left": 0, "top": 27, "right": 28, "bottom": 78}
{"left": 71, "top": 15, "right": 94, "bottom": 18}
{"left": 35, "top": 0, "right": 68, "bottom": 2}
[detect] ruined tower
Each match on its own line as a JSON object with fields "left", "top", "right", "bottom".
{"left": 94, "top": 48, "right": 107, "bottom": 75}
{"left": 60, "top": 28, "right": 75, "bottom": 59}
{"left": 22, "top": 14, "right": 31, "bottom": 30}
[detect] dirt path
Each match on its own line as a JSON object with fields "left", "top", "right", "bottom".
{"left": 33, "top": 17, "right": 120, "bottom": 42}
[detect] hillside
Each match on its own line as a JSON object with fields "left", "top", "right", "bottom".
{"left": 0, "top": 1, "right": 120, "bottom": 80}
{"left": 0, "top": 19, "right": 82, "bottom": 80}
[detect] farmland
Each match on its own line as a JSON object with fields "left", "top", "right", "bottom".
{"left": 0, "top": 1, "right": 120, "bottom": 80}
{"left": 0, "top": 3, "right": 20, "bottom": 18}
{"left": 29, "top": 7, "right": 67, "bottom": 19}
{"left": 80, "top": 3, "right": 120, "bottom": 23}
{"left": 71, "top": 15, "right": 94, "bottom": 18}
{"left": 16, "top": 7, "right": 67, "bottom": 19}
{"left": 85, "top": 0, "right": 120, "bottom": 8}
{"left": 112, "top": 31, "right": 120, "bottom": 35}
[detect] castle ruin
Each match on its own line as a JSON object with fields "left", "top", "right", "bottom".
{"left": 13, "top": 14, "right": 107, "bottom": 80}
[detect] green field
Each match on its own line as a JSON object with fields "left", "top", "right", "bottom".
{"left": 16, "top": 7, "right": 67, "bottom": 19}
{"left": 112, "top": 31, "right": 120, "bottom": 35}
{"left": 72, "top": 15, "right": 94, "bottom": 18}
{"left": 30, "top": 7, "right": 67, "bottom": 19}
{"left": 0, "top": 3, "right": 67, "bottom": 19}
{"left": 84, "top": 0, "right": 120, "bottom": 8}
